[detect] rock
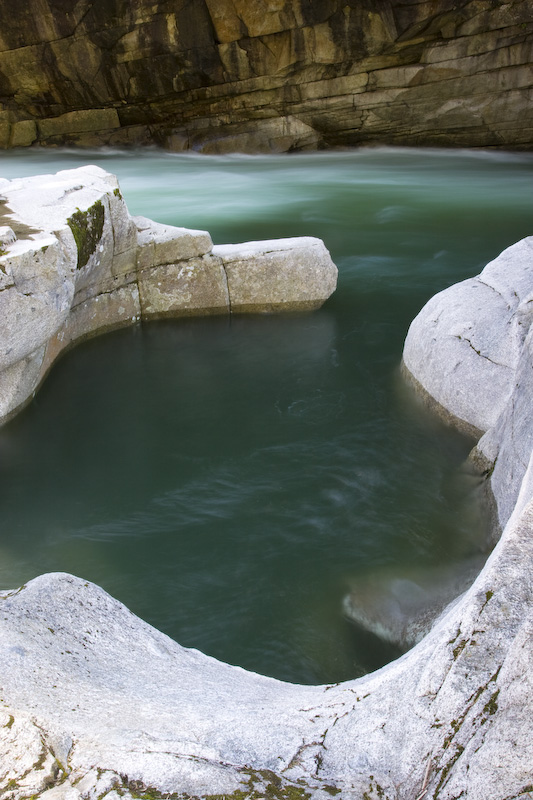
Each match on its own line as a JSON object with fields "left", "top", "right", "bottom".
{"left": 403, "top": 236, "right": 533, "bottom": 536}
{"left": 213, "top": 237, "right": 338, "bottom": 312}
{"left": 3, "top": 491, "right": 533, "bottom": 800}
{"left": 0, "top": 235, "right": 75, "bottom": 373}
{"left": 137, "top": 254, "right": 230, "bottom": 318}
{"left": 0, "top": 166, "right": 337, "bottom": 424}
{"left": 134, "top": 216, "right": 213, "bottom": 267}
{"left": 0, "top": 1, "right": 531, "bottom": 151}
{"left": 476, "top": 325, "right": 533, "bottom": 530}
{"left": 0, "top": 226, "right": 16, "bottom": 246}
{"left": 342, "top": 554, "right": 487, "bottom": 649}
{"left": 0, "top": 573, "right": 342, "bottom": 800}
{"left": 403, "top": 237, "right": 533, "bottom": 437}
{"left": 9, "top": 119, "right": 37, "bottom": 147}
{"left": 37, "top": 109, "right": 121, "bottom": 138}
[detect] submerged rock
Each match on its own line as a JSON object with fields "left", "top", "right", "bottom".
{"left": 343, "top": 555, "right": 486, "bottom": 649}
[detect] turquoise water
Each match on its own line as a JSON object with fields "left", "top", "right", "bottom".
{"left": 0, "top": 147, "right": 532, "bottom": 683}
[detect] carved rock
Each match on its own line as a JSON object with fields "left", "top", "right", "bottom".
{"left": 3, "top": 186, "right": 533, "bottom": 798}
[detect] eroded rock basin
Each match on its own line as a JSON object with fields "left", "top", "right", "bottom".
{"left": 1, "top": 150, "right": 533, "bottom": 799}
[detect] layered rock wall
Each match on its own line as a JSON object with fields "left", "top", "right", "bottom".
{"left": 0, "top": 0, "right": 531, "bottom": 152}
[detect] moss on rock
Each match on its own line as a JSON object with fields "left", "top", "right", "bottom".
{"left": 68, "top": 200, "right": 105, "bottom": 269}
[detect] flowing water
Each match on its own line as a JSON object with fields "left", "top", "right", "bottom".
{"left": 0, "top": 147, "right": 532, "bottom": 684}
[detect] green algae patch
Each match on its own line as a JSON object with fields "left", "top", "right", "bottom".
{"left": 68, "top": 200, "right": 105, "bottom": 269}
{"left": 120, "top": 770, "right": 318, "bottom": 800}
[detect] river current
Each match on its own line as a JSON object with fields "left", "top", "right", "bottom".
{"left": 1, "top": 147, "right": 532, "bottom": 684}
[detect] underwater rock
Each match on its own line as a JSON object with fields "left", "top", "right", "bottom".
{"left": 343, "top": 555, "right": 486, "bottom": 649}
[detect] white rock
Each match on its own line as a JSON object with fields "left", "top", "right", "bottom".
{"left": 134, "top": 215, "right": 213, "bottom": 267}
{"left": 0, "top": 226, "right": 16, "bottom": 246}
{"left": 214, "top": 237, "right": 338, "bottom": 313}
{"left": 10, "top": 178, "right": 533, "bottom": 800}
{"left": 2, "top": 481, "right": 533, "bottom": 800}
{"left": 403, "top": 237, "right": 533, "bottom": 434}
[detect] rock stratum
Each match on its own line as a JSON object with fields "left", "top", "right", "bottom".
{"left": 0, "top": 0, "right": 532, "bottom": 152}
{"left": 1, "top": 171, "right": 533, "bottom": 798}
{"left": 0, "top": 165, "right": 337, "bottom": 425}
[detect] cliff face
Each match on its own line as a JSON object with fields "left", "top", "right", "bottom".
{"left": 0, "top": 0, "right": 531, "bottom": 152}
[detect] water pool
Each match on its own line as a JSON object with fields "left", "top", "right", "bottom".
{"left": 1, "top": 147, "right": 532, "bottom": 683}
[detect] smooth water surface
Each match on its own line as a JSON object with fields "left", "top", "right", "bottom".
{"left": 1, "top": 148, "right": 532, "bottom": 683}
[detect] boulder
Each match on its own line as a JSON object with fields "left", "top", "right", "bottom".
{"left": 403, "top": 237, "right": 533, "bottom": 437}
{"left": 213, "top": 237, "right": 339, "bottom": 313}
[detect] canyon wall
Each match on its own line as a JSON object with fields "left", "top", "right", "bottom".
{"left": 3, "top": 225, "right": 533, "bottom": 798}
{"left": 0, "top": 0, "right": 531, "bottom": 152}
{"left": 0, "top": 166, "right": 337, "bottom": 425}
